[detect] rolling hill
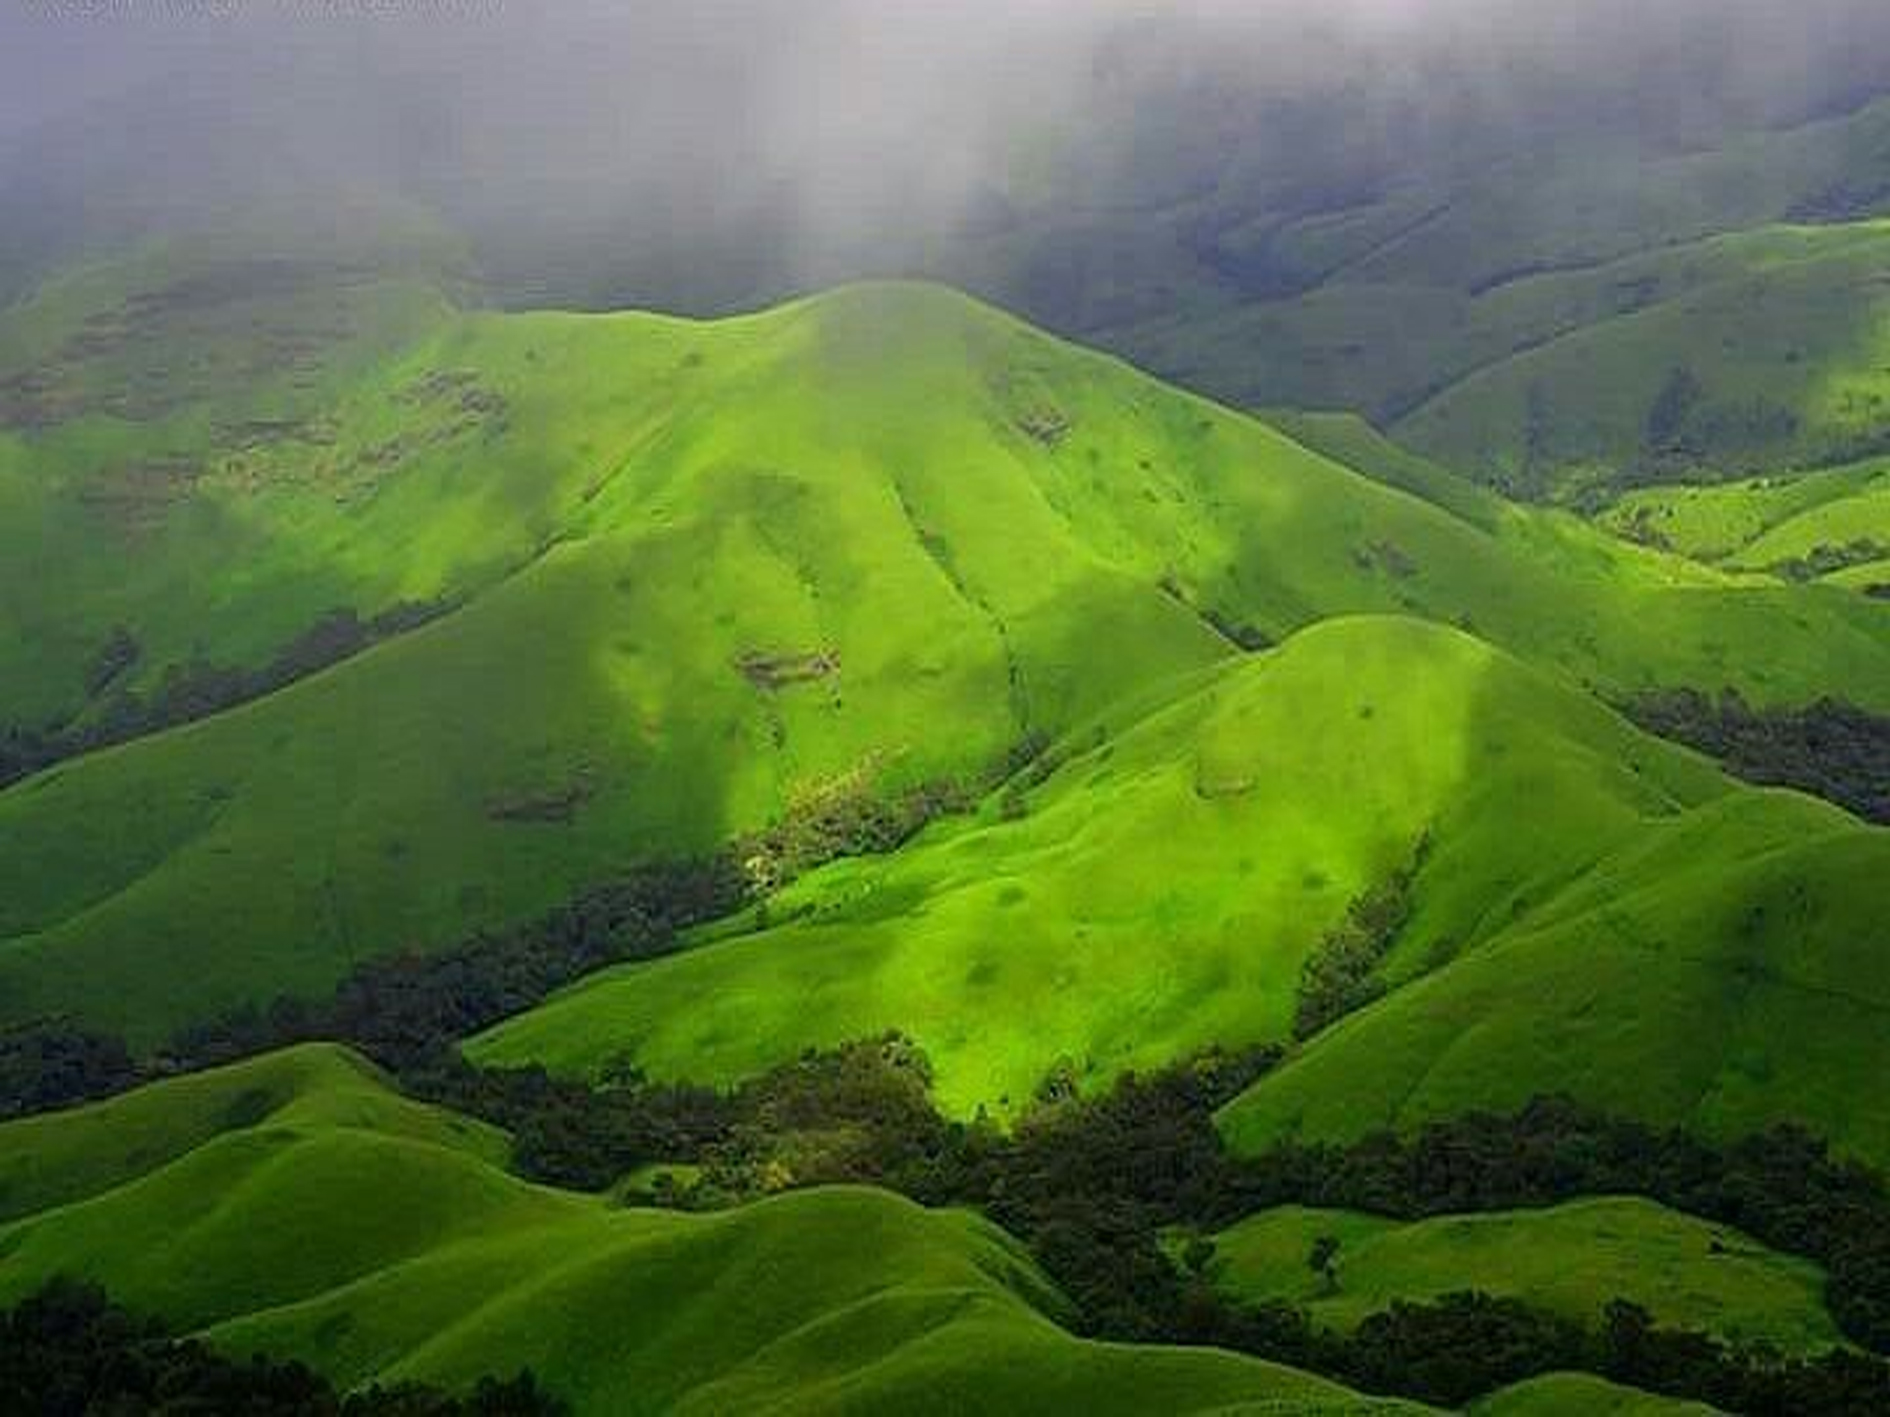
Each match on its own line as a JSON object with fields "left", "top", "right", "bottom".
{"left": 0, "top": 1045, "right": 1422, "bottom": 1415}
{"left": 1201, "top": 1199, "right": 1843, "bottom": 1356}
{"left": 1007, "top": 97, "right": 1890, "bottom": 493}
{"left": 8, "top": 266, "right": 1890, "bottom": 1044}
{"left": 1468, "top": 1374, "right": 1716, "bottom": 1416}
{"left": 471, "top": 616, "right": 1890, "bottom": 1163}
{"left": 1390, "top": 223, "right": 1890, "bottom": 498}
{"left": 1601, "top": 456, "right": 1890, "bottom": 586}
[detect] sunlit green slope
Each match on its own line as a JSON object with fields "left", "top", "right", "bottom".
{"left": 0, "top": 1047, "right": 1419, "bottom": 1416}
{"left": 473, "top": 617, "right": 1890, "bottom": 1159}
{"left": 1601, "top": 457, "right": 1890, "bottom": 587}
{"left": 6, "top": 268, "right": 1890, "bottom": 1044}
{"left": 1218, "top": 788, "right": 1890, "bottom": 1162}
{"left": 1203, "top": 1199, "right": 1842, "bottom": 1356}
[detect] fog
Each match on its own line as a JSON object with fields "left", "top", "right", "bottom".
{"left": 4, "top": 1, "right": 1889, "bottom": 309}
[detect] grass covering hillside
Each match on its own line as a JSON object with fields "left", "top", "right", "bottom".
{"left": 472, "top": 617, "right": 1890, "bottom": 1162}
{"left": 5, "top": 266, "right": 1890, "bottom": 1044}
{"left": 1216, "top": 781, "right": 1890, "bottom": 1162}
{"left": 1045, "top": 96, "right": 1890, "bottom": 488}
{"left": 1203, "top": 1199, "right": 1842, "bottom": 1356}
{"left": 1469, "top": 1373, "right": 1717, "bottom": 1415}
{"left": 0, "top": 1042, "right": 504, "bottom": 1223}
{"left": 0, "top": 1047, "right": 1420, "bottom": 1416}
{"left": 1390, "top": 223, "right": 1890, "bottom": 496}
{"left": 1602, "top": 458, "right": 1890, "bottom": 585}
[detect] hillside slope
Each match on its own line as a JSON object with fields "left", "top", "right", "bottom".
{"left": 1390, "top": 223, "right": 1890, "bottom": 496}
{"left": 1204, "top": 1199, "right": 1842, "bottom": 1356}
{"left": 8, "top": 277, "right": 1890, "bottom": 1042}
{"left": 473, "top": 617, "right": 1890, "bottom": 1160}
{"left": 0, "top": 1047, "right": 1419, "bottom": 1416}
{"left": 1057, "top": 96, "right": 1890, "bottom": 473}
{"left": 1217, "top": 789, "right": 1890, "bottom": 1162}
{"left": 1601, "top": 457, "right": 1890, "bottom": 587}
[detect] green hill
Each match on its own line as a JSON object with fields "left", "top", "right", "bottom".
{"left": 1215, "top": 783, "right": 1890, "bottom": 1163}
{"left": 472, "top": 617, "right": 1890, "bottom": 1161}
{"left": 1202, "top": 1199, "right": 1842, "bottom": 1357}
{"left": 0, "top": 1047, "right": 1420, "bottom": 1416}
{"left": 1470, "top": 1373, "right": 1718, "bottom": 1416}
{"left": 1390, "top": 223, "right": 1890, "bottom": 497}
{"left": 1054, "top": 97, "right": 1890, "bottom": 486}
{"left": 1602, "top": 458, "right": 1890, "bottom": 587}
{"left": 5, "top": 267, "right": 1890, "bottom": 1045}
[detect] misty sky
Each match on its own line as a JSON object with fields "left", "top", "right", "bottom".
{"left": 5, "top": 1, "right": 1890, "bottom": 308}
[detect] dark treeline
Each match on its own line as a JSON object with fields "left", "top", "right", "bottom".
{"left": 0, "top": 1278, "right": 561, "bottom": 1415}
{"left": 1627, "top": 688, "right": 1890, "bottom": 824}
{"left": 168, "top": 856, "right": 749, "bottom": 1075}
{"left": 2, "top": 727, "right": 1026, "bottom": 1122}
{"left": 0, "top": 1024, "right": 139, "bottom": 1120}
{"left": 0, "top": 602, "right": 453, "bottom": 791}
{"left": 1234, "top": 1099, "right": 1890, "bottom": 1354}
{"left": 702, "top": 1046, "right": 1890, "bottom": 1410}
{"left": 0, "top": 854, "right": 747, "bottom": 1127}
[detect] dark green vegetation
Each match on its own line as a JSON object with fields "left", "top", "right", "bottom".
{"left": 0, "top": 1279, "right": 558, "bottom": 1415}
{"left": 1625, "top": 691, "right": 1890, "bottom": 824}
{"left": 1294, "top": 842, "right": 1425, "bottom": 1040}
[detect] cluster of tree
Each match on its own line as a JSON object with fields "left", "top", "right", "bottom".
{"left": 1636, "top": 365, "right": 1802, "bottom": 482}
{"left": 1, "top": 602, "right": 453, "bottom": 791}
{"left": 0, "top": 1278, "right": 562, "bottom": 1415}
{"left": 0, "top": 856, "right": 744, "bottom": 1121}
{"left": 2, "top": 715, "right": 1039, "bottom": 1120}
{"left": 1771, "top": 537, "right": 1890, "bottom": 582}
{"left": 1186, "top": 1289, "right": 1890, "bottom": 1412}
{"left": 604, "top": 1040, "right": 1890, "bottom": 1411}
{"left": 0, "top": 1024, "right": 137, "bottom": 1121}
{"left": 1292, "top": 841, "right": 1426, "bottom": 1040}
{"left": 407, "top": 1035, "right": 996, "bottom": 1200}
{"left": 1643, "top": 365, "right": 1706, "bottom": 466}
{"left": 1626, "top": 688, "right": 1890, "bottom": 824}
{"left": 735, "top": 769, "right": 975, "bottom": 896}
{"left": 171, "top": 856, "right": 748, "bottom": 1074}
{"left": 404, "top": 1055, "right": 736, "bottom": 1193}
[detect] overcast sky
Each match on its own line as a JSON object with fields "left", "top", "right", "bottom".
{"left": 5, "top": 1, "right": 1888, "bottom": 304}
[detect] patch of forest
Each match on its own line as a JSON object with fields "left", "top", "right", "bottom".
{"left": 0, "top": 1278, "right": 560, "bottom": 1415}
{"left": 1625, "top": 689, "right": 1890, "bottom": 823}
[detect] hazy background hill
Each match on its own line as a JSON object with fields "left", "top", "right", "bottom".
{"left": 10, "top": 0, "right": 1890, "bottom": 488}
